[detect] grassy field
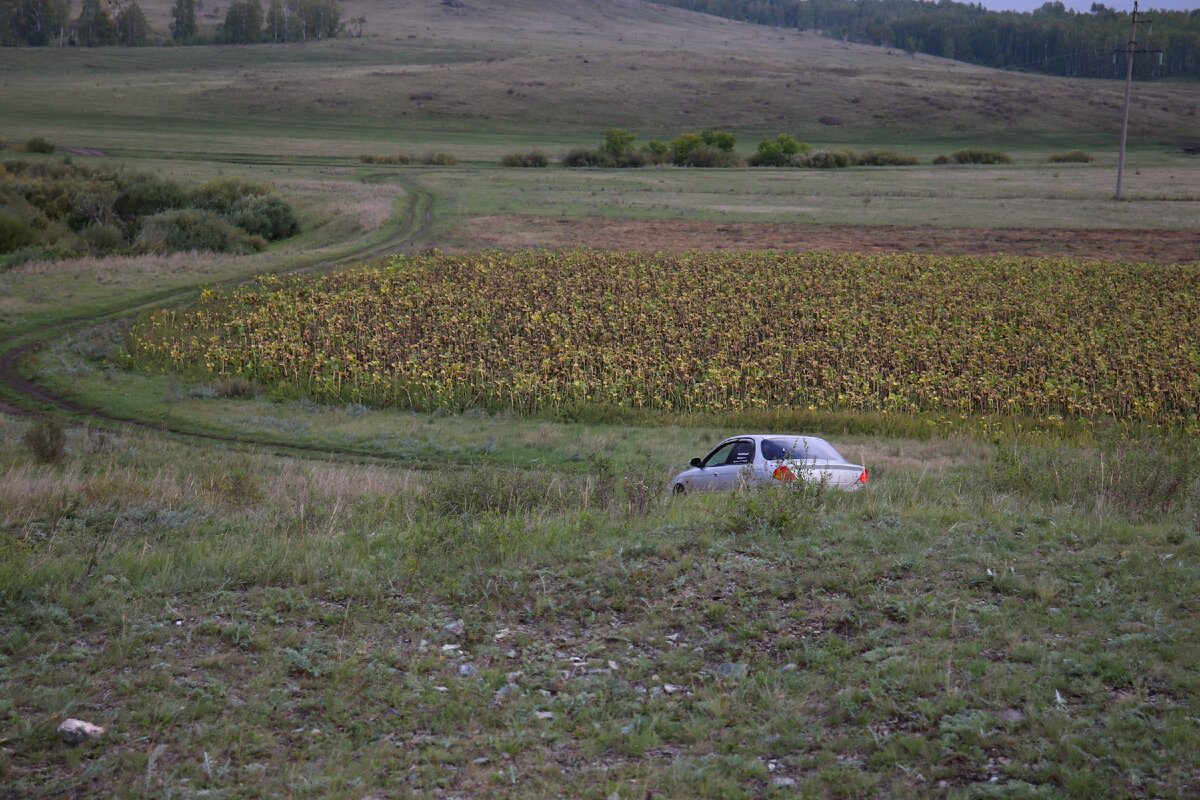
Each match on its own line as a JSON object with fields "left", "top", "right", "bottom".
{"left": 2, "top": 0, "right": 1199, "bottom": 797}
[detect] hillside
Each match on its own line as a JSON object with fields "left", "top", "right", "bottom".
{"left": 2, "top": 0, "right": 1197, "bottom": 144}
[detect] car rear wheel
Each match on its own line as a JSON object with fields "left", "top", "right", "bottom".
{"left": 672, "top": 484, "right": 686, "bottom": 496}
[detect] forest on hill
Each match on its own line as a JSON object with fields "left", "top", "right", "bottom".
{"left": 650, "top": 0, "right": 1200, "bottom": 80}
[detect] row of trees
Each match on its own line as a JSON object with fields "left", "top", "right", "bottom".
{"left": 650, "top": 0, "right": 1200, "bottom": 80}
{"left": 0, "top": 0, "right": 344, "bottom": 45}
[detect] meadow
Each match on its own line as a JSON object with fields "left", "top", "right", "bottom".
{"left": 2, "top": 0, "right": 1200, "bottom": 796}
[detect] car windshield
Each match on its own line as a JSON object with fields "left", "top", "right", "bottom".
{"left": 760, "top": 437, "right": 844, "bottom": 462}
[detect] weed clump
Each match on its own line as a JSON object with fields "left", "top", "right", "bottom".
{"left": 723, "top": 481, "right": 826, "bottom": 537}
{"left": 1047, "top": 150, "right": 1094, "bottom": 163}
{"left": 212, "top": 376, "right": 261, "bottom": 398}
{"left": 22, "top": 418, "right": 66, "bottom": 463}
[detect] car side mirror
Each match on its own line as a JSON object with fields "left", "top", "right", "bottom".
{"left": 690, "top": 457, "right": 703, "bottom": 468}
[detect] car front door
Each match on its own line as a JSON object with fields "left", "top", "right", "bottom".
{"left": 703, "top": 439, "right": 757, "bottom": 491}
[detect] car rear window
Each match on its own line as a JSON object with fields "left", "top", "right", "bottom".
{"left": 761, "top": 437, "right": 844, "bottom": 462}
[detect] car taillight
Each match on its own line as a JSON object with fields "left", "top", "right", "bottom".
{"left": 857, "top": 468, "right": 869, "bottom": 484}
{"left": 772, "top": 465, "right": 797, "bottom": 481}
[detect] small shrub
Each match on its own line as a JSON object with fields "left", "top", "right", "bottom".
{"left": 113, "top": 175, "right": 188, "bottom": 218}
{"left": 81, "top": 222, "right": 125, "bottom": 253}
{"left": 22, "top": 418, "right": 66, "bottom": 463}
{"left": 421, "top": 152, "right": 457, "bottom": 166}
{"left": 748, "top": 133, "right": 811, "bottom": 167}
{"left": 227, "top": 194, "right": 300, "bottom": 240}
{"left": 640, "top": 140, "right": 671, "bottom": 164}
{"left": 189, "top": 178, "right": 269, "bottom": 214}
{"left": 562, "top": 147, "right": 606, "bottom": 168}
{"left": 855, "top": 150, "right": 920, "bottom": 166}
{"left": 0, "top": 213, "right": 38, "bottom": 253}
{"left": 798, "top": 150, "right": 852, "bottom": 169}
{"left": 358, "top": 154, "right": 411, "bottom": 165}
{"left": 561, "top": 147, "right": 650, "bottom": 168}
{"left": 818, "top": 115, "right": 843, "bottom": 126}
{"left": 932, "top": 154, "right": 952, "bottom": 165}
{"left": 498, "top": 150, "right": 549, "bottom": 168}
{"left": 23, "top": 137, "right": 56, "bottom": 154}
{"left": 1047, "top": 150, "right": 1094, "bottom": 163}
{"left": 938, "top": 148, "right": 1012, "bottom": 165}
{"left": 138, "top": 209, "right": 256, "bottom": 254}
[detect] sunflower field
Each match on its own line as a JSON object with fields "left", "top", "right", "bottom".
{"left": 128, "top": 250, "right": 1200, "bottom": 424}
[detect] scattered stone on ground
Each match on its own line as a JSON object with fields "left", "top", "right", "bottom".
{"left": 57, "top": 718, "right": 105, "bottom": 744}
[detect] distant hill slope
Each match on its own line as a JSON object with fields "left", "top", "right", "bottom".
{"left": 6, "top": 0, "right": 1198, "bottom": 142}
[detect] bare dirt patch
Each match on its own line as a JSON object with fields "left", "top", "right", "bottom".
{"left": 454, "top": 215, "right": 1200, "bottom": 263}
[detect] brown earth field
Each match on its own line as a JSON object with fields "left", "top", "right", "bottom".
{"left": 451, "top": 214, "right": 1200, "bottom": 263}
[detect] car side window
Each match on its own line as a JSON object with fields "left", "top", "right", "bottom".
{"left": 700, "top": 441, "right": 736, "bottom": 467}
{"left": 727, "top": 440, "right": 755, "bottom": 466}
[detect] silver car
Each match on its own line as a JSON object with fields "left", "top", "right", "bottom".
{"left": 670, "top": 435, "right": 868, "bottom": 494}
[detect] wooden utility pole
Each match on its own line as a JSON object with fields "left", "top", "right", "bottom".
{"left": 1115, "top": 2, "right": 1160, "bottom": 200}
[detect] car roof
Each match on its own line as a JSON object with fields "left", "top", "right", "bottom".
{"left": 721, "top": 434, "right": 831, "bottom": 443}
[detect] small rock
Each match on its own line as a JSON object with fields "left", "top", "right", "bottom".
{"left": 471, "top": 756, "right": 490, "bottom": 765}
{"left": 999, "top": 708, "right": 1026, "bottom": 722}
{"left": 650, "top": 686, "right": 664, "bottom": 697}
{"left": 607, "top": 792, "right": 621, "bottom": 800}
{"left": 442, "top": 619, "right": 465, "bottom": 637}
{"left": 493, "top": 682, "right": 520, "bottom": 702}
{"left": 504, "top": 648, "right": 517, "bottom": 658}
{"left": 458, "top": 663, "right": 479, "bottom": 677}
{"left": 663, "top": 683, "right": 683, "bottom": 694}
{"left": 782, "top": 663, "right": 798, "bottom": 672}
{"left": 620, "top": 723, "right": 634, "bottom": 735}
{"left": 534, "top": 711, "right": 555, "bottom": 720}
{"left": 441, "top": 643, "right": 461, "bottom": 652}
{"left": 716, "top": 662, "right": 748, "bottom": 678}
{"left": 772, "top": 777, "right": 797, "bottom": 788}
{"left": 58, "top": 718, "right": 105, "bottom": 744}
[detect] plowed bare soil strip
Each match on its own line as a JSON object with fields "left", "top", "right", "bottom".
{"left": 457, "top": 216, "right": 1200, "bottom": 264}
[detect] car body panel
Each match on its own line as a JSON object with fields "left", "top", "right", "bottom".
{"left": 671, "top": 434, "right": 866, "bottom": 494}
